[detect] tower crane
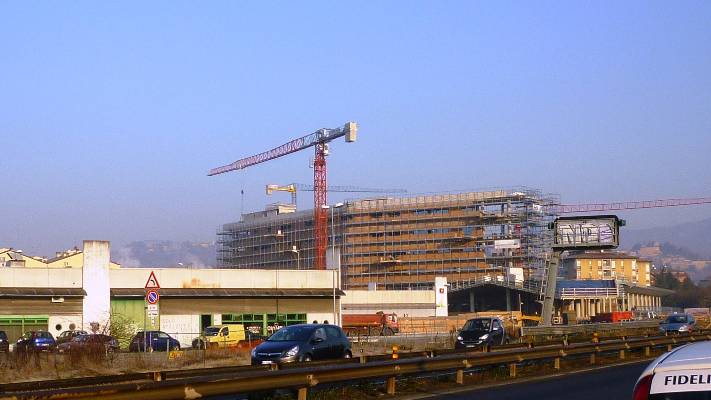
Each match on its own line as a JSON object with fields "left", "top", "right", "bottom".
{"left": 208, "top": 122, "right": 358, "bottom": 270}
{"left": 265, "top": 183, "right": 407, "bottom": 206}
{"left": 550, "top": 196, "right": 711, "bottom": 214}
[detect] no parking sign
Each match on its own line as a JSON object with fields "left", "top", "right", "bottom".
{"left": 146, "top": 290, "right": 160, "bottom": 304}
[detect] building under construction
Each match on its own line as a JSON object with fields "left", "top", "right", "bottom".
{"left": 217, "top": 189, "right": 557, "bottom": 291}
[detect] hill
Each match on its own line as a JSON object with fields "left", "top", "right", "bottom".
{"left": 621, "top": 217, "right": 711, "bottom": 259}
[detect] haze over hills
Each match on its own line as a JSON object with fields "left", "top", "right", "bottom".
{"left": 112, "top": 240, "right": 216, "bottom": 268}
{"left": 621, "top": 217, "right": 711, "bottom": 259}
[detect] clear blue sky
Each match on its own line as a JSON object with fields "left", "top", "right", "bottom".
{"left": 1, "top": 1, "right": 710, "bottom": 256}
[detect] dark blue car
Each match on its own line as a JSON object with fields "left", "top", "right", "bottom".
{"left": 16, "top": 331, "right": 56, "bottom": 352}
{"left": 129, "top": 331, "right": 181, "bottom": 352}
{"left": 251, "top": 324, "right": 352, "bottom": 365}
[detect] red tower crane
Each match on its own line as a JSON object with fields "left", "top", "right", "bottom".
{"left": 208, "top": 122, "right": 358, "bottom": 270}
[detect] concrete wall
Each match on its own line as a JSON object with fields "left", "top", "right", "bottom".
{"left": 342, "top": 290, "right": 435, "bottom": 317}
{"left": 0, "top": 267, "right": 82, "bottom": 288}
{"left": 109, "top": 268, "right": 336, "bottom": 289}
{"left": 160, "top": 314, "right": 200, "bottom": 347}
{"left": 82, "top": 240, "right": 111, "bottom": 332}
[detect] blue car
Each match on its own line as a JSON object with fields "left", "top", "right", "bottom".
{"left": 129, "top": 331, "right": 181, "bottom": 352}
{"left": 659, "top": 313, "right": 696, "bottom": 334}
{"left": 16, "top": 331, "right": 57, "bottom": 352}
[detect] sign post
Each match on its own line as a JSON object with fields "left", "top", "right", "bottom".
{"left": 144, "top": 271, "right": 161, "bottom": 352}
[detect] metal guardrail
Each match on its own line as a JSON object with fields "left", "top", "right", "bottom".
{"left": 522, "top": 320, "right": 660, "bottom": 336}
{"left": 4, "top": 332, "right": 708, "bottom": 400}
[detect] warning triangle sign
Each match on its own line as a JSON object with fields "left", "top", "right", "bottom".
{"left": 145, "top": 271, "right": 160, "bottom": 289}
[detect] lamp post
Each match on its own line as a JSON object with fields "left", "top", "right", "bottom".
{"left": 324, "top": 203, "right": 345, "bottom": 325}
{"left": 288, "top": 246, "right": 300, "bottom": 269}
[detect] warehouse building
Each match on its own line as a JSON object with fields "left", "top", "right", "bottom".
{"left": 0, "top": 241, "right": 342, "bottom": 347}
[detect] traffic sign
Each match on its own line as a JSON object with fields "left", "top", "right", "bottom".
{"left": 145, "top": 271, "right": 160, "bottom": 289}
{"left": 146, "top": 290, "right": 160, "bottom": 304}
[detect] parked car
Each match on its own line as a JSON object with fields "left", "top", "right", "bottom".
{"left": 15, "top": 331, "right": 57, "bottom": 352}
{"left": 659, "top": 313, "right": 696, "bottom": 334}
{"left": 129, "top": 331, "right": 180, "bottom": 352}
{"left": 251, "top": 324, "right": 351, "bottom": 365}
{"left": 56, "top": 330, "right": 88, "bottom": 345}
{"left": 455, "top": 317, "right": 507, "bottom": 349}
{"left": 0, "top": 331, "right": 9, "bottom": 352}
{"left": 633, "top": 341, "right": 711, "bottom": 399}
{"left": 57, "top": 334, "right": 120, "bottom": 353}
{"left": 192, "top": 324, "right": 246, "bottom": 349}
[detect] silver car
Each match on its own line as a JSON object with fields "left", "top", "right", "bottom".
{"left": 633, "top": 341, "right": 711, "bottom": 399}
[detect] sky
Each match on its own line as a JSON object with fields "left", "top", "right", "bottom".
{"left": 1, "top": 1, "right": 710, "bottom": 256}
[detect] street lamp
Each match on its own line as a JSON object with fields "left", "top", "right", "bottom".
{"left": 325, "top": 203, "right": 345, "bottom": 325}
{"left": 288, "top": 246, "right": 300, "bottom": 269}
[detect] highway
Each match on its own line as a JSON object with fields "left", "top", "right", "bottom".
{"left": 421, "top": 360, "right": 648, "bottom": 400}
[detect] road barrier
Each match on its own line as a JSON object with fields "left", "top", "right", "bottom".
{"left": 521, "top": 320, "right": 660, "bottom": 337}
{"left": 2, "top": 332, "right": 707, "bottom": 400}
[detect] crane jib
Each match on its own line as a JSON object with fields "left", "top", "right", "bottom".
{"left": 207, "top": 127, "right": 345, "bottom": 176}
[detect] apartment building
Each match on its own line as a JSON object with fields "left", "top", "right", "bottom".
{"left": 561, "top": 251, "right": 652, "bottom": 286}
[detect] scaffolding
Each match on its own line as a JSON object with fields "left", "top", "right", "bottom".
{"left": 217, "top": 189, "right": 558, "bottom": 290}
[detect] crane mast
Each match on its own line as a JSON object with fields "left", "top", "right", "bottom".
{"left": 209, "top": 122, "right": 357, "bottom": 270}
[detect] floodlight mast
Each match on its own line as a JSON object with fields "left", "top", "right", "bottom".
{"left": 208, "top": 122, "right": 357, "bottom": 270}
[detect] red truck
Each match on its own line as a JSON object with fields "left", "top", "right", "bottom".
{"left": 591, "top": 311, "right": 634, "bottom": 323}
{"left": 342, "top": 312, "right": 399, "bottom": 336}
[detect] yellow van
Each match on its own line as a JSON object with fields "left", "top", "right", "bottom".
{"left": 194, "top": 324, "right": 246, "bottom": 349}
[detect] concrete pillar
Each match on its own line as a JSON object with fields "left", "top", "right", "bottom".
{"left": 82, "top": 240, "right": 111, "bottom": 332}
{"left": 506, "top": 288, "right": 511, "bottom": 312}
{"left": 575, "top": 300, "right": 581, "bottom": 319}
{"left": 469, "top": 290, "right": 475, "bottom": 313}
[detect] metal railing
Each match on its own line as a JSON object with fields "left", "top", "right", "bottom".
{"left": 449, "top": 274, "right": 542, "bottom": 294}
{"left": 6, "top": 332, "right": 708, "bottom": 400}
{"left": 557, "top": 287, "right": 619, "bottom": 298}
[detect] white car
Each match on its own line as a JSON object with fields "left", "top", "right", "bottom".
{"left": 633, "top": 341, "right": 711, "bottom": 399}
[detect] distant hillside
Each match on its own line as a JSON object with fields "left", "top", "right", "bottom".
{"left": 112, "top": 240, "right": 216, "bottom": 267}
{"left": 621, "top": 217, "right": 711, "bottom": 259}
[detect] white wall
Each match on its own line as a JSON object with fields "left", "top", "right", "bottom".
{"left": 110, "top": 268, "right": 336, "bottom": 289}
{"left": 0, "top": 268, "right": 82, "bottom": 288}
{"left": 342, "top": 290, "right": 436, "bottom": 317}
{"left": 160, "top": 314, "right": 199, "bottom": 348}
{"left": 49, "top": 315, "right": 83, "bottom": 337}
{"left": 82, "top": 240, "right": 111, "bottom": 332}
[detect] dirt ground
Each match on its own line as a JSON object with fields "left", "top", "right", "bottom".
{"left": 0, "top": 348, "right": 251, "bottom": 384}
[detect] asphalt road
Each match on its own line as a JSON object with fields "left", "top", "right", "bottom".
{"left": 424, "top": 360, "right": 649, "bottom": 400}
